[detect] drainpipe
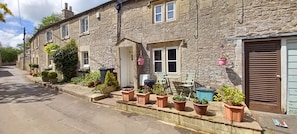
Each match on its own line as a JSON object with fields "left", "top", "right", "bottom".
{"left": 116, "top": 3, "right": 122, "bottom": 42}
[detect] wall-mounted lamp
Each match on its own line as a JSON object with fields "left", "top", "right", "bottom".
{"left": 96, "top": 12, "right": 100, "bottom": 20}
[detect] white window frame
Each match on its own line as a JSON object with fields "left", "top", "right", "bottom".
{"left": 153, "top": 48, "right": 164, "bottom": 72}
{"left": 80, "top": 16, "right": 89, "bottom": 34}
{"left": 82, "top": 51, "right": 89, "bottom": 66}
{"left": 166, "top": 46, "right": 178, "bottom": 74}
{"left": 46, "top": 31, "right": 52, "bottom": 43}
{"left": 154, "top": 4, "right": 163, "bottom": 23}
{"left": 166, "top": 1, "right": 176, "bottom": 21}
{"left": 61, "top": 23, "right": 69, "bottom": 39}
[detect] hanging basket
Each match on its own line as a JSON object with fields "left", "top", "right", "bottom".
{"left": 219, "top": 58, "right": 227, "bottom": 65}
{"left": 138, "top": 50, "right": 144, "bottom": 65}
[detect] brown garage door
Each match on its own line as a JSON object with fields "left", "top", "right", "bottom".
{"left": 245, "top": 40, "right": 281, "bottom": 113}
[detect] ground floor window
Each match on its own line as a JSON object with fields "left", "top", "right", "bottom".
{"left": 152, "top": 46, "right": 179, "bottom": 74}
{"left": 82, "top": 51, "right": 89, "bottom": 67}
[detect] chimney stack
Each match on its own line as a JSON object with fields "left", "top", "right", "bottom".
{"left": 62, "top": 3, "right": 74, "bottom": 19}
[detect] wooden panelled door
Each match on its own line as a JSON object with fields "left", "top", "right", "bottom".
{"left": 245, "top": 40, "right": 281, "bottom": 113}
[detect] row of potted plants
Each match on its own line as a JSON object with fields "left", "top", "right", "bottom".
{"left": 122, "top": 84, "right": 245, "bottom": 122}
{"left": 121, "top": 83, "right": 210, "bottom": 115}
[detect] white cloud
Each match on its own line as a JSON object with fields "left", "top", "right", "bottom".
{"left": 0, "top": 30, "right": 23, "bottom": 48}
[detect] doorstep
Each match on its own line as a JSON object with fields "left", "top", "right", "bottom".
{"left": 25, "top": 75, "right": 108, "bottom": 102}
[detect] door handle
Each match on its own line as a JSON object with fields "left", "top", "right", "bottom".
{"left": 276, "top": 75, "right": 281, "bottom": 79}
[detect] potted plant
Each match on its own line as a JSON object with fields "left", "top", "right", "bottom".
{"left": 218, "top": 56, "right": 227, "bottom": 65}
{"left": 136, "top": 86, "right": 150, "bottom": 105}
{"left": 173, "top": 94, "right": 187, "bottom": 111}
{"left": 41, "top": 70, "right": 49, "bottom": 82}
{"left": 214, "top": 85, "right": 245, "bottom": 122}
{"left": 193, "top": 97, "right": 208, "bottom": 115}
{"left": 152, "top": 83, "right": 168, "bottom": 108}
{"left": 48, "top": 71, "right": 58, "bottom": 84}
{"left": 121, "top": 88, "right": 134, "bottom": 101}
{"left": 93, "top": 71, "right": 119, "bottom": 94}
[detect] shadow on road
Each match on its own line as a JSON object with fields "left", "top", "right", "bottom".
{"left": 0, "top": 83, "right": 61, "bottom": 104}
{"left": 0, "top": 71, "right": 13, "bottom": 77}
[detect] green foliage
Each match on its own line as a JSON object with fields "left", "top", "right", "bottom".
{"left": 0, "top": 47, "right": 19, "bottom": 62}
{"left": 173, "top": 94, "right": 186, "bottom": 101}
{"left": 0, "top": 3, "right": 13, "bottom": 23}
{"left": 214, "top": 85, "right": 245, "bottom": 106}
{"left": 35, "top": 13, "right": 61, "bottom": 30}
{"left": 70, "top": 77, "right": 83, "bottom": 84}
{"left": 48, "top": 71, "right": 57, "bottom": 79}
{"left": 152, "top": 83, "right": 166, "bottom": 96}
{"left": 93, "top": 71, "right": 119, "bottom": 92}
{"left": 31, "top": 64, "right": 39, "bottom": 68}
{"left": 193, "top": 97, "right": 208, "bottom": 104}
{"left": 41, "top": 71, "right": 49, "bottom": 77}
{"left": 44, "top": 43, "right": 59, "bottom": 55}
{"left": 52, "top": 39, "right": 78, "bottom": 82}
{"left": 81, "top": 72, "right": 100, "bottom": 86}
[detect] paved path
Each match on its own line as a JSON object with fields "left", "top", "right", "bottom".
{"left": 0, "top": 66, "right": 199, "bottom": 134}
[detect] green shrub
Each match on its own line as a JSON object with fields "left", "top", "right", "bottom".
{"left": 41, "top": 71, "right": 49, "bottom": 77}
{"left": 214, "top": 85, "right": 245, "bottom": 106}
{"left": 48, "top": 72, "right": 57, "bottom": 79}
{"left": 81, "top": 71, "right": 100, "bottom": 86}
{"left": 70, "top": 77, "right": 83, "bottom": 84}
{"left": 92, "top": 71, "right": 119, "bottom": 92}
{"left": 173, "top": 94, "right": 186, "bottom": 101}
{"left": 193, "top": 97, "right": 208, "bottom": 104}
{"left": 31, "top": 64, "right": 39, "bottom": 68}
{"left": 52, "top": 39, "right": 78, "bottom": 82}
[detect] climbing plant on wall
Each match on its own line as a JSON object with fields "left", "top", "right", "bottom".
{"left": 52, "top": 39, "right": 78, "bottom": 82}
{"left": 44, "top": 43, "right": 59, "bottom": 55}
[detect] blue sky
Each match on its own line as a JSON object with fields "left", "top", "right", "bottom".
{"left": 0, "top": 0, "right": 110, "bottom": 48}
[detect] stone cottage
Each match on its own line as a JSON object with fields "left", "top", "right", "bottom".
{"left": 29, "top": 0, "right": 297, "bottom": 115}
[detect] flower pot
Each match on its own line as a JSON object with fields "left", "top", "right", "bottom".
{"left": 218, "top": 58, "right": 227, "bottom": 65}
{"left": 224, "top": 103, "right": 244, "bottom": 122}
{"left": 42, "top": 76, "right": 49, "bottom": 82}
{"left": 136, "top": 93, "right": 150, "bottom": 105}
{"left": 156, "top": 95, "right": 168, "bottom": 108}
{"left": 193, "top": 103, "right": 208, "bottom": 115}
{"left": 122, "top": 89, "right": 134, "bottom": 101}
{"left": 173, "top": 100, "right": 186, "bottom": 111}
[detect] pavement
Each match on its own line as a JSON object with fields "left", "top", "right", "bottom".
{"left": 4, "top": 65, "right": 297, "bottom": 134}
{"left": 0, "top": 66, "right": 201, "bottom": 134}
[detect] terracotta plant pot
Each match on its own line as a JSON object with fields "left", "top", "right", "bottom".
{"left": 173, "top": 100, "right": 186, "bottom": 111}
{"left": 156, "top": 95, "right": 168, "bottom": 108}
{"left": 218, "top": 58, "right": 227, "bottom": 65}
{"left": 224, "top": 103, "right": 244, "bottom": 122}
{"left": 193, "top": 103, "right": 208, "bottom": 115}
{"left": 136, "top": 93, "right": 150, "bottom": 105}
{"left": 122, "top": 89, "right": 134, "bottom": 101}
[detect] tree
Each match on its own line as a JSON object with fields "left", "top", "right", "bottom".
{"left": 35, "top": 13, "right": 61, "bottom": 31}
{"left": 0, "top": 3, "right": 13, "bottom": 23}
{"left": 0, "top": 47, "right": 19, "bottom": 63}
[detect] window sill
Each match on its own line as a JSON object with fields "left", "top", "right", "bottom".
{"left": 62, "top": 36, "right": 70, "bottom": 41}
{"left": 79, "top": 32, "right": 90, "bottom": 37}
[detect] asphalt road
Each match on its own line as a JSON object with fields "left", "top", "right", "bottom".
{"left": 0, "top": 66, "right": 200, "bottom": 134}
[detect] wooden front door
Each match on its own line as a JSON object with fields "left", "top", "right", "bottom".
{"left": 245, "top": 40, "right": 281, "bottom": 113}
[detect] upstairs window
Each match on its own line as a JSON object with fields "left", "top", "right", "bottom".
{"left": 154, "top": 4, "right": 163, "bottom": 23}
{"left": 61, "top": 24, "right": 69, "bottom": 38}
{"left": 80, "top": 16, "right": 89, "bottom": 34}
{"left": 153, "top": 1, "right": 176, "bottom": 23}
{"left": 166, "top": 1, "right": 175, "bottom": 21}
{"left": 46, "top": 31, "right": 52, "bottom": 42}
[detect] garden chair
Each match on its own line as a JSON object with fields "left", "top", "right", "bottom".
{"left": 155, "top": 72, "right": 170, "bottom": 92}
{"left": 179, "top": 72, "right": 195, "bottom": 100}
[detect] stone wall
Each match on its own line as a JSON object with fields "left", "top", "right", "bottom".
{"left": 30, "top": 0, "right": 297, "bottom": 89}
